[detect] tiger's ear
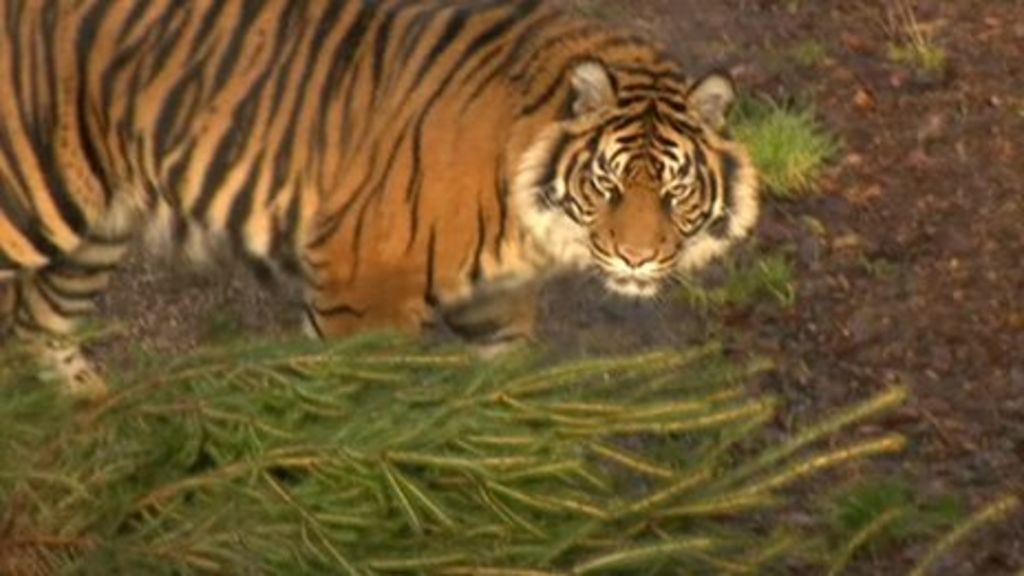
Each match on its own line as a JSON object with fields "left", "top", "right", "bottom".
{"left": 569, "top": 60, "right": 616, "bottom": 116}
{"left": 687, "top": 72, "right": 736, "bottom": 131}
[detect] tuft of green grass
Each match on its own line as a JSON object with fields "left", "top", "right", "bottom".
{"left": 883, "top": 0, "right": 947, "bottom": 75}
{"left": 202, "top": 309, "right": 246, "bottom": 343}
{"left": 681, "top": 253, "right": 796, "bottom": 312}
{"left": 887, "top": 43, "right": 946, "bottom": 75}
{"left": 731, "top": 98, "right": 839, "bottom": 198}
{"left": 825, "top": 478, "right": 965, "bottom": 576}
{"left": 830, "top": 479, "right": 964, "bottom": 541}
{"left": 784, "top": 0, "right": 804, "bottom": 14}
{"left": 790, "top": 41, "right": 830, "bottom": 68}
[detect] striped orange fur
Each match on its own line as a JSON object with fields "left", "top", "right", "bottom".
{"left": 0, "top": 0, "right": 758, "bottom": 394}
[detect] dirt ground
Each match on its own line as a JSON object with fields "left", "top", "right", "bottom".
{"left": 90, "top": 1, "right": 1023, "bottom": 573}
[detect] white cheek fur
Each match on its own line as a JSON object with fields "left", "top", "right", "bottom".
{"left": 511, "top": 135, "right": 592, "bottom": 270}
{"left": 678, "top": 146, "right": 759, "bottom": 272}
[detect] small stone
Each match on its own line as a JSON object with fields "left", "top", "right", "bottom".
{"left": 832, "top": 233, "right": 864, "bottom": 251}
{"left": 843, "top": 153, "right": 865, "bottom": 168}
{"left": 846, "top": 184, "right": 883, "bottom": 205}
{"left": 906, "top": 149, "right": 933, "bottom": 169}
{"left": 853, "top": 87, "right": 876, "bottom": 111}
{"left": 841, "top": 32, "right": 872, "bottom": 54}
{"left": 917, "top": 113, "right": 947, "bottom": 143}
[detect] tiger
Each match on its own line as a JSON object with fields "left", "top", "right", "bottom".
{"left": 0, "top": 0, "right": 759, "bottom": 397}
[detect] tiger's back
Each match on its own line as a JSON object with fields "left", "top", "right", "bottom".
{"left": 0, "top": 0, "right": 759, "bottom": 395}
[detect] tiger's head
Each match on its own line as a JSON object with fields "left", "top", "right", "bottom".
{"left": 515, "top": 60, "right": 758, "bottom": 298}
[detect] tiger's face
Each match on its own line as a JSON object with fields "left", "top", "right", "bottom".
{"left": 516, "top": 60, "right": 758, "bottom": 298}
{"left": 578, "top": 139, "right": 716, "bottom": 297}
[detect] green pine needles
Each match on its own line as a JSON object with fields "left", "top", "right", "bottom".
{"left": 0, "top": 335, "right": 1014, "bottom": 574}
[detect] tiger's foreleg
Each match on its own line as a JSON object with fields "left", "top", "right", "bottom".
{"left": 0, "top": 280, "right": 13, "bottom": 336}
{"left": 440, "top": 280, "right": 541, "bottom": 355}
{"left": 12, "top": 235, "right": 131, "bottom": 399}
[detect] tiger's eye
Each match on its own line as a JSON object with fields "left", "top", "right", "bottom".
{"left": 592, "top": 174, "right": 620, "bottom": 202}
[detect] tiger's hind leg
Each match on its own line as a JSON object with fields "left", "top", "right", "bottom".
{"left": 12, "top": 234, "right": 131, "bottom": 399}
{"left": 302, "top": 265, "right": 439, "bottom": 341}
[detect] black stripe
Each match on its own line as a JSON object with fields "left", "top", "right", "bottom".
{"left": 144, "top": 7, "right": 190, "bottom": 85}
{"left": 75, "top": 96, "right": 108, "bottom": 205}
{"left": 720, "top": 150, "right": 740, "bottom": 216}
{"left": 313, "top": 303, "right": 365, "bottom": 318}
{"left": 322, "top": 1, "right": 375, "bottom": 151}
{"left": 37, "top": 274, "right": 99, "bottom": 313}
{"left": 411, "top": 10, "right": 468, "bottom": 90}
{"left": 33, "top": 150, "right": 89, "bottom": 237}
{"left": 651, "top": 130, "right": 678, "bottom": 151}
{"left": 614, "top": 63, "right": 681, "bottom": 78}
{"left": 450, "top": 0, "right": 535, "bottom": 83}
{"left": 324, "top": 2, "right": 375, "bottom": 104}
{"left": 212, "top": 0, "right": 267, "bottom": 94}
{"left": 163, "top": 143, "right": 193, "bottom": 201}
{"left": 273, "top": 0, "right": 348, "bottom": 194}
{"left": 657, "top": 98, "right": 690, "bottom": 117}
{"left": 464, "top": 1, "right": 551, "bottom": 105}
{"left": 154, "top": 57, "right": 207, "bottom": 159}
{"left": 271, "top": 122, "right": 296, "bottom": 194}
{"left": 189, "top": 0, "right": 229, "bottom": 59}
{"left": 28, "top": 3, "right": 88, "bottom": 237}
{"left": 100, "top": 38, "right": 148, "bottom": 118}
{"left": 226, "top": 153, "right": 264, "bottom": 254}
{"left": 508, "top": 18, "right": 593, "bottom": 85}
{"left": 304, "top": 306, "right": 324, "bottom": 338}
{"left": 396, "top": 8, "right": 436, "bottom": 67}
{"left": 350, "top": 127, "right": 411, "bottom": 274}
{"left": 192, "top": 72, "right": 269, "bottom": 219}
{"left": 469, "top": 206, "right": 487, "bottom": 283}
{"left": 267, "top": 1, "right": 308, "bottom": 119}
{"left": 306, "top": 140, "right": 383, "bottom": 251}
{"left": 31, "top": 277, "right": 88, "bottom": 319}
{"left": 6, "top": 1, "right": 24, "bottom": 116}
{"left": 75, "top": 0, "right": 112, "bottom": 82}
{"left": 0, "top": 132, "right": 34, "bottom": 219}
{"left": 371, "top": 7, "right": 398, "bottom": 98}
{"left": 423, "top": 226, "right": 439, "bottom": 307}
{"left": 404, "top": 145, "right": 424, "bottom": 252}
{"left": 519, "top": 37, "right": 644, "bottom": 118}
{"left": 539, "top": 133, "right": 570, "bottom": 187}
{"left": 663, "top": 112, "right": 702, "bottom": 136}
{"left": 50, "top": 253, "right": 120, "bottom": 274}
{"left": 0, "top": 185, "right": 63, "bottom": 263}
{"left": 494, "top": 171, "right": 509, "bottom": 260}
{"left": 115, "top": 0, "right": 156, "bottom": 45}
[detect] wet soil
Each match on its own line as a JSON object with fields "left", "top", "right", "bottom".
{"left": 93, "top": 1, "right": 1022, "bottom": 573}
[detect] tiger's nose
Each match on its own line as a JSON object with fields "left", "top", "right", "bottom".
{"left": 616, "top": 244, "right": 658, "bottom": 268}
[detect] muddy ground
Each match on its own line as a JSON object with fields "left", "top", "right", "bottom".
{"left": 91, "top": 1, "right": 1022, "bottom": 573}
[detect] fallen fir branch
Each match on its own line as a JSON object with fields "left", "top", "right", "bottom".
{"left": 0, "top": 333, "right": 1005, "bottom": 574}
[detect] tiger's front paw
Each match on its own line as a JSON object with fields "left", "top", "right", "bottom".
{"left": 471, "top": 334, "right": 535, "bottom": 360}
{"left": 36, "top": 339, "right": 109, "bottom": 401}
